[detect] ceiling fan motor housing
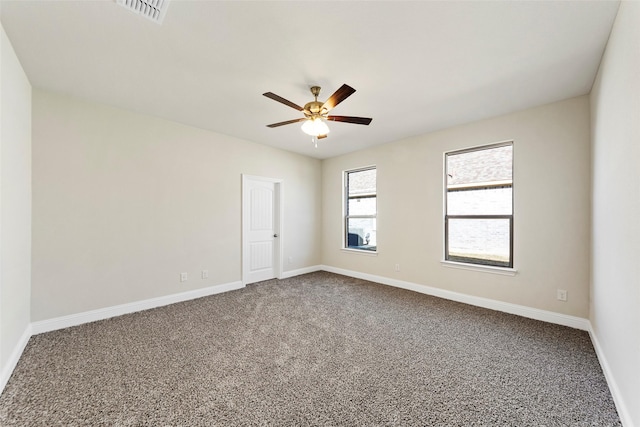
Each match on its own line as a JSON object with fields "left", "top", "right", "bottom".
{"left": 304, "top": 86, "right": 326, "bottom": 118}
{"left": 304, "top": 101, "right": 326, "bottom": 117}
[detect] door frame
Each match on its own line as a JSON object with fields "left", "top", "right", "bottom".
{"left": 241, "top": 174, "right": 283, "bottom": 285}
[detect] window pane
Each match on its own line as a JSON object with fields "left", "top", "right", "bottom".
{"left": 347, "top": 218, "right": 376, "bottom": 250}
{"left": 348, "top": 168, "right": 376, "bottom": 197}
{"left": 447, "top": 218, "right": 510, "bottom": 267}
{"left": 348, "top": 196, "right": 376, "bottom": 216}
{"left": 447, "top": 144, "right": 512, "bottom": 186}
{"left": 447, "top": 187, "right": 512, "bottom": 215}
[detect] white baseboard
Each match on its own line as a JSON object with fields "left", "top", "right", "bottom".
{"left": 31, "top": 280, "right": 244, "bottom": 335}
{"left": 280, "top": 265, "right": 322, "bottom": 279}
{"left": 320, "top": 265, "right": 590, "bottom": 331}
{"left": 588, "top": 324, "right": 633, "bottom": 427}
{"left": 0, "top": 324, "right": 32, "bottom": 394}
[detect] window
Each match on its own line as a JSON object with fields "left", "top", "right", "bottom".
{"left": 344, "top": 167, "right": 377, "bottom": 251}
{"left": 445, "top": 142, "right": 513, "bottom": 268}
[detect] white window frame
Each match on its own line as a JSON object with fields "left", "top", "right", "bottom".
{"left": 343, "top": 166, "right": 377, "bottom": 254}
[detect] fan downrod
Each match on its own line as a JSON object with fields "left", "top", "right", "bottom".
{"left": 310, "top": 86, "right": 321, "bottom": 99}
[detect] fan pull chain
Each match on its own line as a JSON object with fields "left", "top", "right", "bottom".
{"left": 311, "top": 136, "right": 318, "bottom": 148}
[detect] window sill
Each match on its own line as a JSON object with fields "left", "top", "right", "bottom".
{"left": 341, "top": 248, "right": 378, "bottom": 256}
{"left": 440, "top": 260, "right": 517, "bottom": 276}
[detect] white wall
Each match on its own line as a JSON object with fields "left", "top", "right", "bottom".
{"left": 31, "top": 89, "right": 322, "bottom": 321}
{"left": 590, "top": 2, "right": 640, "bottom": 425}
{"left": 323, "top": 96, "right": 591, "bottom": 318}
{"left": 0, "top": 23, "right": 32, "bottom": 385}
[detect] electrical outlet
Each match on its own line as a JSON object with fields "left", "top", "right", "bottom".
{"left": 180, "top": 272, "right": 188, "bottom": 282}
{"left": 395, "top": 263, "right": 400, "bottom": 272}
{"left": 288, "top": 256, "right": 293, "bottom": 264}
{"left": 201, "top": 270, "right": 208, "bottom": 279}
{"left": 557, "top": 289, "right": 567, "bottom": 302}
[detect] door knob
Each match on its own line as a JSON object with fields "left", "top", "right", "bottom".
{"left": 273, "top": 234, "right": 278, "bottom": 238}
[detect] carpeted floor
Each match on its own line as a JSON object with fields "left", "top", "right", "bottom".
{"left": 0, "top": 272, "right": 621, "bottom": 426}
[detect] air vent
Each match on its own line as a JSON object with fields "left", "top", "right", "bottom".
{"left": 116, "top": 0, "right": 170, "bottom": 24}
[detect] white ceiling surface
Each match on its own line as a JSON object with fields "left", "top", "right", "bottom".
{"left": 1, "top": 1, "right": 620, "bottom": 159}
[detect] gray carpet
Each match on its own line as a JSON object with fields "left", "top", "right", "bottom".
{"left": 0, "top": 272, "right": 621, "bottom": 426}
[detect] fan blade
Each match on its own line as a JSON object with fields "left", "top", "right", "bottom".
{"left": 327, "top": 115, "right": 373, "bottom": 125}
{"left": 266, "top": 118, "right": 307, "bottom": 128}
{"left": 322, "top": 84, "right": 356, "bottom": 112}
{"left": 263, "top": 92, "right": 304, "bottom": 111}
{"left": 318, "top": 134, "right": 328, "bottom": 139}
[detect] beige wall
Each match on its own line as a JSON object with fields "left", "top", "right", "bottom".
{"left": 590, "top": 1, "right": 640, "bottom": 425}
{"left": 0, "top": 24, "right": 32, "bottom": 375}
{"left": 323, "top": 96, "right": 591, "bottom": 318}
{"left": 31, "top": 90, "right": 322, "bottom": 321}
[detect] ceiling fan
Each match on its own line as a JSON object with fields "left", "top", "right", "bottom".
{"left": 263, "top": 84, "right": 372, "bottom": 147}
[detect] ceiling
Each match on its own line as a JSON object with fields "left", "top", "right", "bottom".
{"left": 0, "top": 1, "right": 620, "bottom": 159}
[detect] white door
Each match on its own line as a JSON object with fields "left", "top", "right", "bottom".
{"left": 242, "top": 175, "right": 282, "bottom": 285}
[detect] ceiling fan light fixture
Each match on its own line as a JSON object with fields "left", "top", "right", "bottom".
{"left": 301, "top": 117, "right": 330, "bottom": 137}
